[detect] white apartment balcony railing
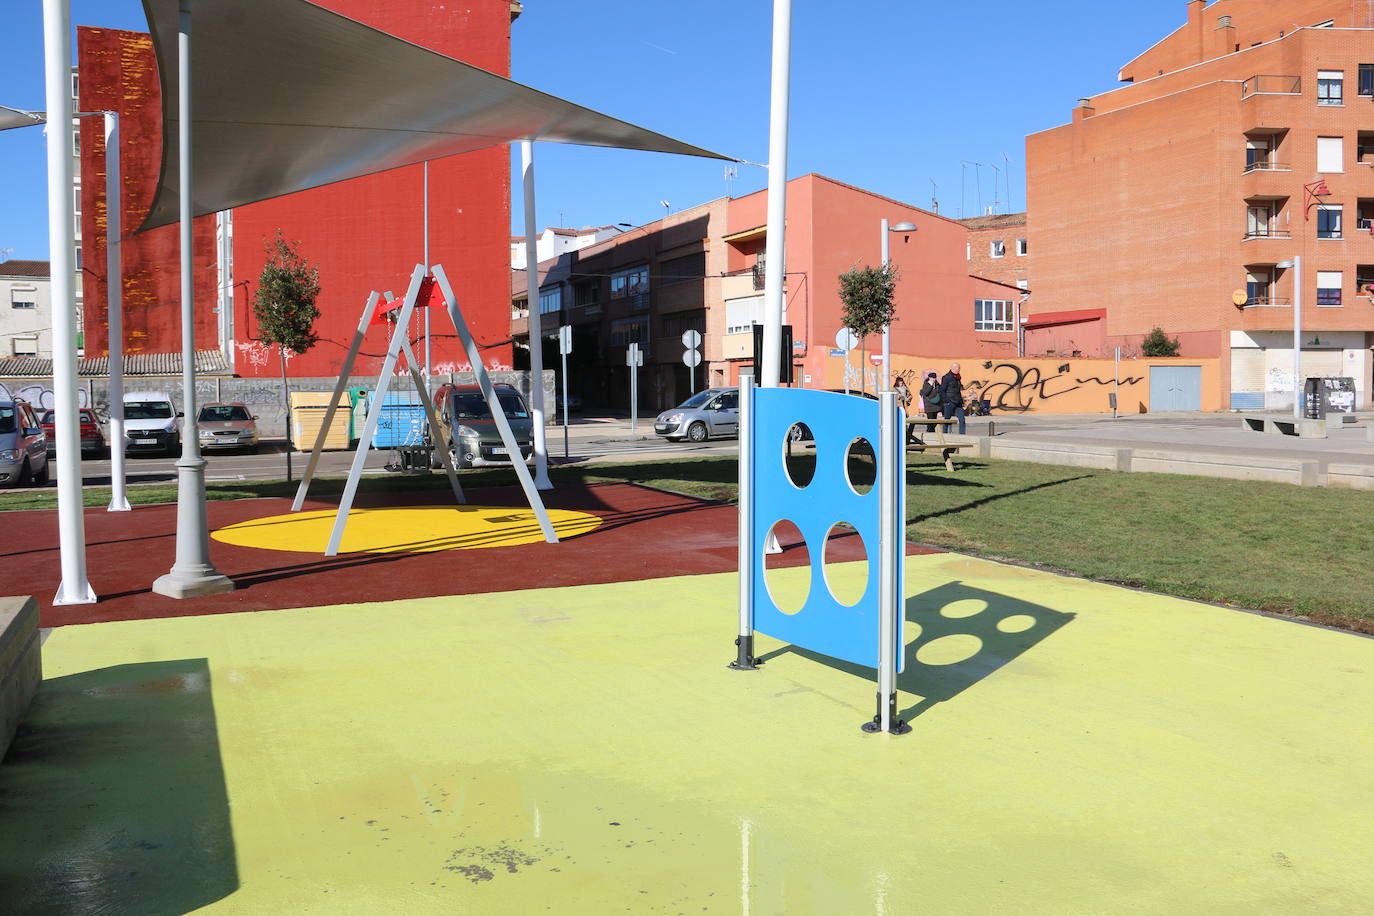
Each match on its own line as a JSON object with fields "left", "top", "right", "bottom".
{"left": 1243, "top": 296, "right": 1292, "bottom": 308}
{"left": 1243, "top": 159, "right": 1291, "bottom": 173}
{"left": 1241, "top": 75, "right": 1301, "bottom": 98}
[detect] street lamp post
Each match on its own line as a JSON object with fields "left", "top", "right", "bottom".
{"left": 879, "top": 219, "right": 917, "bottom": 391}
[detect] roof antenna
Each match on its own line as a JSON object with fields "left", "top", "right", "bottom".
{"left": 929, "top": 179, "right": 938, "bottom": 214}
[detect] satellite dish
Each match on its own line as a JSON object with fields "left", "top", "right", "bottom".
{"left": 1231, "top": 289, "right": 1249, "bottom": 307}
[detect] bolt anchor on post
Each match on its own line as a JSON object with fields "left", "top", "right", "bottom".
{"left": 861, "top": 691, "right": 912, "bottom": 736}
{"left": 728, "top": 634, "right": 762, "bottom": 671}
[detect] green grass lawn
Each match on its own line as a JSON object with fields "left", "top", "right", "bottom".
{"left": 3, "top": 455, "right": 1371, "bottom": 633}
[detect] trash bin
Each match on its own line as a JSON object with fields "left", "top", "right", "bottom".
{"left": 1303, "top": 378, "right": 1326, "bottom": 420}
{"left": 373, "top": 391, "right": 425, "bottom": 448}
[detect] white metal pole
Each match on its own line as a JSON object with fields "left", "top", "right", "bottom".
{"left": 423, "top": 160, "right": 431, "bottom": 393}
{"left": 104, "top": 111, "right": 129, "bottom": 511}
{"left": 629, "top": 343, "right": 639, "bottom": 434}
{"left": 880, "top": 218, "right": 890, "bottom": 391}
{"left": 759, "top": 0, "right": 792, "bottom": 388}
{"left": 1292, "top": 254, "right": 1303, "bottom": 419}
{"left": 864, "top": 390, "right": 909, "bottom": 735}
{"left": 729, "top": 375, "right": 758, "bottom": 670}
{"left": 521, "top": 141, "right": 552, "bottom": 488}
{"left": 43, "top": 0, "right": 95, "bottom": 605}
{"left": 152, "top": 0, "right": 233, "bottom": 599}
{"left": 561, "top": 336, "right": 570, "bottom": 460}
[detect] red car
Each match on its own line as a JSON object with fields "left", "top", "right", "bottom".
{"left": 40, "top": 408, "right": 108, "bottom": 457}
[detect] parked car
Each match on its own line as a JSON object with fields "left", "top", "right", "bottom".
{"left": 429, "top": 384, "right": 534, "bottom": 469}
{"left": 40, "top": 408, "right": 108, "bottom": 456}
{"left": 197, "top": 402, "right": 260, "bottom": 453}
{"left": 0, "top": 398, "right": 49, "bottom": 487}
{"left": 654, "top": 387, "right": 739, "bottom": 442}
{"left": 123, "top": 392, "right": 182, "bottom": 457}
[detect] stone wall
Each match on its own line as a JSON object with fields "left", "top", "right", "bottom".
{"left": 0, "top": 370, "right": 556, "bottom": 437}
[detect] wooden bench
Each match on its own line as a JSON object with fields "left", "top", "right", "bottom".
{"left": 904, "top": 418, "right": 973, "bottom": 472}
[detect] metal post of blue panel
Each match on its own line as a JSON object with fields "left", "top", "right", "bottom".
{"left": 863, "top": 390, "right": 910, "bottom": 734}
{"left": 729, "top": 375, "right": 760, "bottom": 670}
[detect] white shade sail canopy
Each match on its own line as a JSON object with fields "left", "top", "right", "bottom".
{"left": 0, "top": 105, "right": 45, "bottom": 131}
{"left": 138, "top": 0, "right": 734, "bottom": 231}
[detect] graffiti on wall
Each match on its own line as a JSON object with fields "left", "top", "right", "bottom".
{"left": 890, "top": 361, "right": 1144, "bottom": 412}
{"left": 13, "top": 384, "right": 91, "bottom": 411}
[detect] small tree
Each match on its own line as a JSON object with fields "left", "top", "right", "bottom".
{"left": 1140, "top": 326, "right": 1180, "bottom": 358}
{"left": 837, "top": 264, "right": 898, "bottom": 393}
{"left": 253, "top": 232, "right": 321, "bottom": 481}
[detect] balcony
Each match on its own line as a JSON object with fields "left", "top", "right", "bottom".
{"left": 1241, "top": 75, "right": 1301, "bottom": 98}
{"left": 1242, "top": 158, "right": 1290, "bottom": 174}
{"left": 1242, "top": 228, "right": 1292, "bottom": 241}
{"left": 1241, "top": 296, "right": 1291, "bottom": 307}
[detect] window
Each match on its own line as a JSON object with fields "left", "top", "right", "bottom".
{"left": 660, "top": 252, "right": 705, "bottom": 287}
{"left": 1317, "top": 70, "right": 1344, "bottom": 105}
{"left": 966, "top": 242, "right": 972, "bottom": 261}
{"left": 572, "top": 281, "right": 598, "bottom": 309}
{"left": 1246, "top": 203, "right": 1276, "bottom": 237}
{"left": 1317, "top": 271, "right": 1343, "bottom": 306}
{"left": 1245, "top": 137, "right": 1272, "bottom": 171}
{"left": 1361, "top": 64, "right": 1374, "bottom": 96}
{"left": 725, "top": 296, "right": 762, "bottom": 335}
{"left": 1247, "top": 269, "right": 1273, "bottom": 305}
{"left": 609, "top": 265, "right": 649, "bottom": 298}
{"left": 538, "top": 287, "right": 561, "bottom": 314}
{"left": 12, "top": 337, "right": 38, "bottom": 357}
{"left": 74, "top": 244, "right": 82, "bottom": 271}
{"left": 1317, "top": 136, "right": 1344, "bottom": 173}
{"left": 973, "top": 298, "right": 1013, "bottom": 332}
{"left": 72, "top": 129, "right": 80, "bottom": 157}
{"left": 1016, "top": 278, "right": 1029, "bottom": 290}
{"left": 662, "top": 311, "right": 705, "bottom": 339}
{"left": 610, "top": 317, "right": 649, "bottom": 347}
{"left": 72, "top": 183, "right": 82, "bottom": 215}
{"left": 9, "top": 289, "right": 36, "bottom": 309}
{"left": 1016, "top": 238, "right": 1028, "bottom": 256}
{"left": 70, "top": 71, "right": 78, "bottom": 100}
{"left": 989, "top": 240, "right": 1005, "bottom": 258}
{"left": 1317, "top": 204, "right": 1343, "bottom": 239}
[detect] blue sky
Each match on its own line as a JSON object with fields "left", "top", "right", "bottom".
{"left": 0, "top": 1, "right": 1194, "bottom": 260}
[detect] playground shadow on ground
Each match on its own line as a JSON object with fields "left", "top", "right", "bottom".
{"left": 757, "top": 580, "right": 1074, "bottom": 724}
{"left": 0, "top": 659, "right": 239, "bottom": 914}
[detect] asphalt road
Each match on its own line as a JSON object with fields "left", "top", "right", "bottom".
{"left": 40, "top": 432, "right": 739, "bottom": 487}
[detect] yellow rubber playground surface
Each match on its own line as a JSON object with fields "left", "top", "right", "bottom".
{"left": 4, "top": 553, "right": 1374, "bottom": 913}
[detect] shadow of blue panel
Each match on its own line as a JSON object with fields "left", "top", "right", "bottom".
{"left": 751, "top": 388, "right": 901, "bottom": 670}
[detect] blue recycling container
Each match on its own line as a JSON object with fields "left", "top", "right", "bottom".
{"left": 372, "top": 390, "right": 426, "bottom": 448}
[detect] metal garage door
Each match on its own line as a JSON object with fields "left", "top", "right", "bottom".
{"left": 1150, "top": 365, "right": 1202, "bottom": 412}
{"left": 1230, "top": 349, "right": 1264, "bottom": 409}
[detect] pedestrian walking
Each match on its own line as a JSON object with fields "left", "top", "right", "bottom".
{"left": 940, "top": 362, "right": 966, "bottom": 435}
{"left": 918, "top": 371, "right": 941, "bottom": 437}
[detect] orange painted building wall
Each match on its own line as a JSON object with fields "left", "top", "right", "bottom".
{"left": 230, "top": 0, "right": 514, "bottom": 378}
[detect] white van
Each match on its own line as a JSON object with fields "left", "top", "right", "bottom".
{"left": 123, "top": 392, "right": 182, "bottom": 456}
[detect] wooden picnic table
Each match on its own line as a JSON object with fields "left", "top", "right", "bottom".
{"left": 903, "top": 417, "right": 971, "bottom": 471}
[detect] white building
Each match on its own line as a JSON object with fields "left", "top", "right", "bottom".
{"left": 510, "top": 225, "right": 622, "bottom": 270}
{"left": 0, "top": 260, "right": 52, "bottom": 360}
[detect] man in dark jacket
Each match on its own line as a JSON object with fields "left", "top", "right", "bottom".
{"left": 940, "top": 362, "right": 966, "bottom": 434}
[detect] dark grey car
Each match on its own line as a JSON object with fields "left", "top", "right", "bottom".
{"left": 431, "top": 384, "right": 534, "bottom": 469}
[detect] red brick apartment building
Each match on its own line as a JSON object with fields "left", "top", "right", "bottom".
{"left": 77, "top": 1, "right": 519, "bottom": 379}
{"left": 1028, "top": 0, "right": 1374, "bottom": 409}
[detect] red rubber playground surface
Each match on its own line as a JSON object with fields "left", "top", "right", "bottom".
{"left": 6, "top": 483, "right": 938, "bottom": 628}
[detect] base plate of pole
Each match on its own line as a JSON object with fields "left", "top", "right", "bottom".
{"left": 152, "top": 570, "right": 235, "bottom": 600}
{"left": 860, "top": 692, "right": 912, "bottom": 735}
{"left": 727, "top": 634, "right": 762, "bottom": 671}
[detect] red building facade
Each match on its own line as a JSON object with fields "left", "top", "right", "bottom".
{"left": 78, "top": 2, "right": 516, "bottom": 379}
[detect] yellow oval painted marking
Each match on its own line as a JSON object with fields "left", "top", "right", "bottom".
{"left": 212, "top": 505, "right": 602, "bottom": 554}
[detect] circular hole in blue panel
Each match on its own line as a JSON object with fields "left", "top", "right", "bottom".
{"left": 822, "top": 522, "right": 867, "bottom": 607}
{"left": 783, "top": 423, "right": 815, "bottom": 489}
{"left": 845, "top": 437, "right": 876, "bottom": 495}
{"left": 763, "top": 519, "right": 810, "bottom": 615}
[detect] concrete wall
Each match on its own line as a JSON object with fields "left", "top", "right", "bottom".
{"left": 826, "top": 354, "right": 1223, "bottom": 413}
{"left": 0, "top": 274, "right": 52, "bottom": 360}
{"left": 0, "top": 370, "right": 555, "bottom": 438}
{"left": 0, "top": 596, "right": 40, "bottom": 763}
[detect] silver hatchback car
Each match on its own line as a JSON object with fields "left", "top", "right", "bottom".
{"left": 655, "top": 387, "right": 739, "bottom": 442}
{"left": 197, "top": 402, "right": 261, "bottom": 453}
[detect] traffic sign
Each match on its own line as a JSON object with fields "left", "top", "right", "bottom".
{"left": 683, "top": 349, "right": 702, "bottom": 368}
{"left": 626, "top": 343, "right": 643, "bottom": 367}
{"left": 870, "top": 353, "right": 884, "bottom": 366}
{"left": 681, "top": 329, "right": 702, "bottom": 349}
{"left": 558, "top": 325, "right": 572, "bottom": 355}
{"left": 835, "top": 328, "right": 858, "bottom": 351}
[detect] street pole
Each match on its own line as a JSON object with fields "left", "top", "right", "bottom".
{"left": 560, "top": 324, "right": 571, "bottom": 460}
{"left": 628, "top": 342, "right": 640, "bottom": 434}
{"left": 423, "top": 160, "right": 431, "bottom": 393}
{"left": 880, "top": 218, "right": 890, "bottom": 391}
{"left": 42, "top": 0, "right": 95, "bottom": 604}
{"left": 1292, "top": 254, "right": 1303, "bottom": 419}
{"left": 152, "top": 0, "right": 233, "bottom": 599}
{"left": 759, "top": 0, "right": 792, "bottom": 388}
{"left": 521, "top": 140, "right": 552, "bottom": 488}
{"left": 104, "top": 110, "right": 130, "bottom": 511}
